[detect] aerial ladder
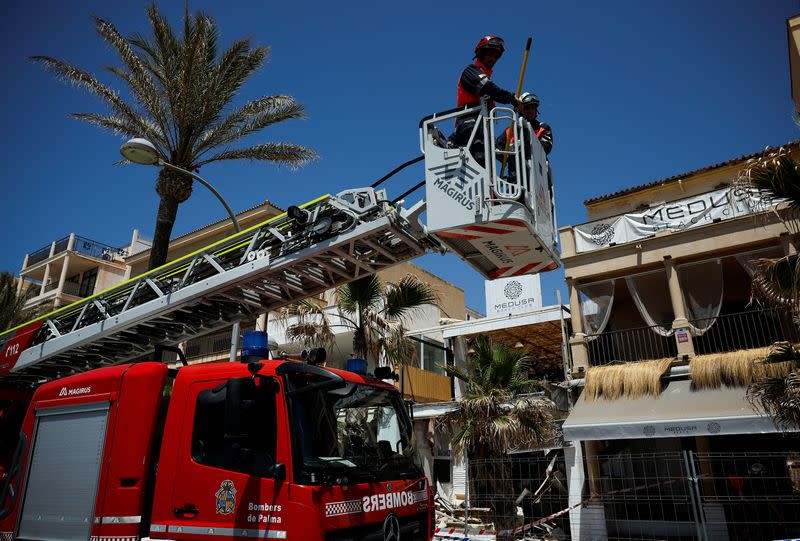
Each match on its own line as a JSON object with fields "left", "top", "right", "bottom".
{"left": 0, "top": 100, "right": 559, "bottom": 386}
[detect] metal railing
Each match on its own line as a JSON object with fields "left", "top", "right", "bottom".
{"left": 25, "top": 235, "right": 127, "bottom": 268}
{"left": 586, "top": 324, "right": 676, "bottom": 365}
{"left": 584, "top": 308, "right": 800, "bottom": 365}
{"left": 72, "top": 236, "right": 127, "bottom": 261}
{"left": 26, "top": 244, "right": 54, "bottom": 267}
{"left": 458, "top": 451, "right": 800, "bottom": 540}
{"left": 691, "top": 307, "right": 800, "bottom": 356}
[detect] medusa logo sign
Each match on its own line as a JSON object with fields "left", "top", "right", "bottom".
{"left": 504, "top": 281, "right": 523, "bottom": 300}
{"left": 590, "top": 223, "right": 615, "bottom": 246}
{"left": 433, "top": 176, "right": 475, "bottom": 211}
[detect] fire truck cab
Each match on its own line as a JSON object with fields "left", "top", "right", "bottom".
{"left": 4, "top": 359, "right": 432, "bottom": 541}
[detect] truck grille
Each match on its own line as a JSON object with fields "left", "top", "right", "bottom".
{"left": 325, "top": 512, "right": 427, "bottom": 541}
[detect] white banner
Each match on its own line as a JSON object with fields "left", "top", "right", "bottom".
{"left": 574, "top": 187, "right": 777, "bottom": 253}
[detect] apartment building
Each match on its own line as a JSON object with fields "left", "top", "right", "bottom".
{"left": 17, "top": 233, "right": 130, "bottom": 315}
{"left": 558, "top": 142, "right": 800, "bottom": 539}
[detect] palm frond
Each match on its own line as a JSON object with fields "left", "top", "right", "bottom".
{"left": 70, "top": 112, "right": 150, "bottom": 140}
{"left": 275, "top": 299, "right": 335, "bottom": 349}
{"left": 196, "top": 96, "right": 307, "bottom": 155}
{"left": 750, "top": 255, "right": 800, "bottom": 309}
{"left": 337, "top": 275, "right": 384, "bottom": 316}
{"left": 28, "top": 56, "right": 159, "bottom": 143}
{"left": 93, "top": 16, "right": 168, "bottom": 145}
{"left": 438, "top": 336, "right": 554, "bottom": 460}
{"left": 0, "top": 273, "right": 35, "bottom": 331}
{"left": 384, "top": 275, "right": 439, "bottom": 320}
{"left": 737, "top": 146, "right": 800, "bottom": 232}
{"left": 196, "top": 142, "right": 318, "bottom": 168}
{"left": 748, "top": 368, "right": 800, "bottom": 429}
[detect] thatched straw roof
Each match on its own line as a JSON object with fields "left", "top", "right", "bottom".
{"left": 584, "top": 358, "right": 672, "bottom": 400}
{"left": 690, "top": 347, "right": 797, "bottom": 389}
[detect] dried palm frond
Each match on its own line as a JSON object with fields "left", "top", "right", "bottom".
{"left": 747, "top": 343, "right": 800, "bottom": 429}
{"left": 736, "top": 145, "right": 800, "bottom": 233}
{"left": 438, "top": 336, "right": 554, "bottom": 461}
{"left": 584, "top": 364, "right": 625, "bottom": 401}
{"left": 750, "top": 255, "right": 800, "bottom": 311}
{"left": 623, "top": 358, "right": 672, "bottom": 398}
{"left": 439, "top": 393, "right": 554, "bottom": 461}
{"left": 584, "top": 359, "right": 671, "bottom": 401}
{"left": 748, "top": 368, "right": 800, "bottom": 430}
{"left": 690, "top": 348, "right": 771, "bottom": 389}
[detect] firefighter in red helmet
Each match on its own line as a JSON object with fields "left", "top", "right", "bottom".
{"left": 451, "top": 35, "right": 522, "bottom": 165}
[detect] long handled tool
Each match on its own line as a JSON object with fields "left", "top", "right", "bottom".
{"left": 500, "top": 37, "right": 533, "bottom": 178}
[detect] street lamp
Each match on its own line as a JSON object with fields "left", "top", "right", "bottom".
{"left": 120, "top": 138, "right": 241, "bottom": 233}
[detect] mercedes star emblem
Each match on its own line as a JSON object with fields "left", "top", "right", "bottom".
{"left": 383, "top": 513, "right": 400, "bottom": 541}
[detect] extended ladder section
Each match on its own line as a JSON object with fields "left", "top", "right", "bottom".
{"left": 420, "top": 100, "right": 560, "bottom": 279}
{"left": 0, "top": 189, "right": 442, "bottom": 385}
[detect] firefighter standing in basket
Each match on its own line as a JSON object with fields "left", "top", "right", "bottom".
{"left": 451, "top": 35, "right": 522, "bottom": 165}
{"left": 496, "top": 92, "right": 553, "bottom": 157}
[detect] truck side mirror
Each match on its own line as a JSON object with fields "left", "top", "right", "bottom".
{"left": 271, "top": 463, "right": 286, "bottom": 481}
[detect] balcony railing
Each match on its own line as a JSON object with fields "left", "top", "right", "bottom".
{"left": 25, "top": 235, "right": 128, "bottom": 268}
{"left": 691, "top": 307, "right": 800, "bottom": 355}
{"left": 585, "top": 307, "right": 800, "bottom": 365}
{"left": 586, "top": 324, "right": 676, "bottom": 365}
{"left": 73, "top": 236, "right": 128, "bottom": 261}
{"left": 400, "top": 365, "right": 452, "bottom": 403}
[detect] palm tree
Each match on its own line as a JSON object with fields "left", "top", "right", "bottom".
{"left": 438, "top": 335, "right": 554, "bottom": 535}
{"left": 738, "top": 145, "right": 800, "bottom": 429}
{"left": 277, "top": 274, "right": 439, "bottom": 368}
{"left": 0, "top": 273, "right": 35, "bottom": 332}
{"left": 31, "top": 5, "right": 317, "bottom": 270}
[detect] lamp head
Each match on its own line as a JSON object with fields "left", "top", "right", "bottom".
{"left": 120, "top": 138, "right": 161, "bottom": 165}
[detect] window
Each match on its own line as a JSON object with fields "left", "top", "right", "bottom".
{"left": 191, "top": 377, "right": 278, "bottom": 476}
{"left": 422, "top": 339, "right": 446, "bottom": 375}
{"left": 79, "top": 268, "right": 98, "bottom": 298}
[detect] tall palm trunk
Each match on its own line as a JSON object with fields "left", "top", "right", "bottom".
{"left": 352, "top": 308, "right": 368, "bottom": 360}
{"left": 149, "top": 195, "right": 180, "bottom": 270}
{"left": 148, "top": 168, "right": 193, "bottom": 269}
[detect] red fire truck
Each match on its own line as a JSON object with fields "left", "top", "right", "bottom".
{"left": 3, "top": 356, "right": 431, "bottom": 541}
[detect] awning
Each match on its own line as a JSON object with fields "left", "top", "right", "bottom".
{"left": 563, "top": 379, "right": 781, "bottom": 441}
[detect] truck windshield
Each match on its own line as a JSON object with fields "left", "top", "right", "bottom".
{"left": 286, "top": 374, "right": 420, "bottom": 485}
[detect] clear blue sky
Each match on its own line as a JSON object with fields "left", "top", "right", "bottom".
{"left": 1, "top": 0, "right": 798, "bottom": 312}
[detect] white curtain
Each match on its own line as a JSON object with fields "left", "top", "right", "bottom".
{"left": 625, "top": 270, "right": 674, "bottom": 336}
{"left": 677, "top": 259, "right": 724, "bottom": 336}
{"left": 577, "top": 280, "right": 615, "bottom": 339}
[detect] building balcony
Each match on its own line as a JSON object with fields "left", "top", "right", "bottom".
{"left": 584, "top": 307, "right": 799, "bottom": 365}
{"left": 24, "top": 235, "right": 128, "bottom": 271}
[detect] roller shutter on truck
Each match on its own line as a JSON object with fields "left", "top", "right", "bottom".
{"left": 16, "top": 402, "right": 109, "bottom": 541}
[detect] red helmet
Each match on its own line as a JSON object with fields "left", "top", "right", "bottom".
{"left": 474, "top": 35, "right": 505, "bottom": 57}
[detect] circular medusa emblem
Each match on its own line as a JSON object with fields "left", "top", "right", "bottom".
{"left": 590, "top": 223, "right": 615, "bottom": 246}
{"left": 504, "top": 280, "right": 523, "bottom": 299}
{"left": 707, "top": 422, "right": 721, "bottom": 434}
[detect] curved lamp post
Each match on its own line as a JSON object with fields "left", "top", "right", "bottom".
{"left": 120, "top": 138, "right": 240, "bottom": 233}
